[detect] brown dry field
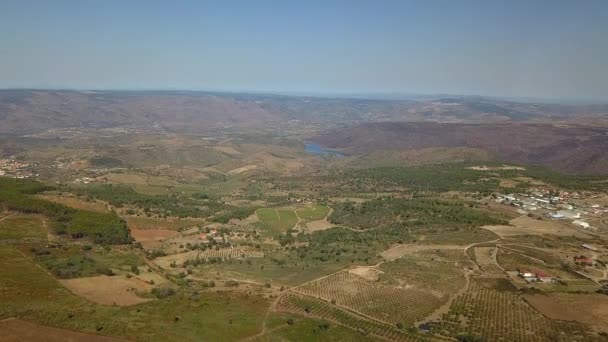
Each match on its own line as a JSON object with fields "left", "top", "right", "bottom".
{"left": 524, "top": 293, "right": 608, "bottom": 330}
{"left": 482, "top": 215, "right": 591, "bottom": 238}
{"left": 227, "top": 164, "right": 258, "bottom": 175}
{"left": 380, "top": 243, "right": 465, "bottom": 261}
{"left": 59, "top": 275, "right": 154, "bottom": 306}
{"left": 130, "top": 228, "right": 178, "bottom": 249}
{"left": 347, "top": 266, "right": 384, "bottom": 281}
{"left": 302, "top": 207, "right": 335, "bottom": 232}
{"left": 0, "top": 318, "right": 129, "bottom": 342}
{"left": 212, "top": 145, "right": 242, "bottom": 155}
{"left": 304, "top": 218, "right": 335, "bottom": 232}
{"left": 125, "top": 216, "right": 203, "bottom": 231}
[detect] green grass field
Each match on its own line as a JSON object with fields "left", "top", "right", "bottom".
{"left": 256, "top": 208, "right": 299, "bottom": 232}
{"left": 0, "top": 246, "right": 270, "bottom": 341}
{"left": 256, "top": 312, "right": 378, "bottom": 341}
{"left": 295, "top": 205, "right": 330, "bottom": 221}
{"left": 0, "top": 215, "right": 46, "bottom": 240}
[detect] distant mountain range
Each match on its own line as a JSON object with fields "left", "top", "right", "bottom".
{"left": 1, "top": 89, "right": 607, "bottom": 134}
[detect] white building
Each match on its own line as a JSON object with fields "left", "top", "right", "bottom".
{"left": 572, "top": 220, "right": 590, "bottom": 229}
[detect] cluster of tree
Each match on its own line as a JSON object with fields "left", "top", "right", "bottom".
{"left": 330, "top": 197, "right": 506, "bottom": 230}
{"left": 209, "top": 206, "right": 257, "bottom": 223}
{"left": 523, "top": 166, "right": 608, "bottom": 191}
{"left": 276, "top": 162, "right": 608, "bottom": 195}
{"left": 69, "top": 184, "right": 252, "bottom": 220}
{"left": 0, "top": 177, "right": 130, "bottom": 244}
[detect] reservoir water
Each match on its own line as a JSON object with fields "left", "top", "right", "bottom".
{"left": 304, "top": 142, "right": 346, "bottom": 157}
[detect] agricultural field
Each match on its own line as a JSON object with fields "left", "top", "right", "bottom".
{"left": 431, "top": 280, "right": 601, "bottom": 341}
{"left": 379, "top": 250, "right": 472, "bottom": 295}
{"left": 295, "top": 205, "right": 330, "bottom": 221}
{"left": 153, "top": 247, "right": 264, "bottom": 269}
{"left": 523, "top": 293, "right": 608, "bottom": 329}
{"left": 126, "top": 216, "right": 204, "bottom": 231}
{"left": 0, "top": 246, "right": 272, "bottom": 341}
{"left": 275, "top": 293, "right": 425, "bottom": 342}
{"left": 253, "top": 312, "right": 382, "bottom": 342}
{"left": 59, "top": 275, "right": 154, "bottom": 306}
{"left": 293, "top": 270, "right": 443, "bottom": 325}
{"left": 0, "top": 318, "right": 127, "bottom": 342}
{"left": 2, "top": 130, "right": 608, "bottom": 341}
{"left": 256, "top": 208, "right": 299, "bottom": 232}
{"left": 473, "top": 247, "right": 504, "bottom": 274}
{"left": 36, "top": 194, "right": 110, "bottom": 213}
{"left": 0, "top": 214, "right": 46, "bottom": 240}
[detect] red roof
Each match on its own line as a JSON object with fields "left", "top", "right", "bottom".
{"left": 200, "top": 233, "right": 207, "bottom": 239}
{"left": 534, "top": 271, "right": 551, "bottom": 278}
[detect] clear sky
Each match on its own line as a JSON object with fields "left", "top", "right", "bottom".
{"left": 1, "top": 0, "right": 607, "bottom": 100}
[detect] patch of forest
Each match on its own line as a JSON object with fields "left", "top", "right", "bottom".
{"left": 0, "top": 177, "right": 130, "bottom": 244}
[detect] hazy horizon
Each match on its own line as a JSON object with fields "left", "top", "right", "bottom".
{"left": 1, "top": 1, "right": 607, "bottom": 101}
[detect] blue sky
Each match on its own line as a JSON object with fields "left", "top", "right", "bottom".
{"left": 1, "top": 1, "right": 607, "bottom": 100}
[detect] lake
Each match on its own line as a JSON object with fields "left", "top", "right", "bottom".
{"left": 304, "top": 142, "right": 346, "bottom": 157}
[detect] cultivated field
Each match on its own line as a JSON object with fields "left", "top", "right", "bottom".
{"left": 524, "top": 293, "right": 608, "bottom": 330}
{"left": 295, "top": 205, "right": 330, "bottom": 221}
{"left": 0, "top": 318, "right": 128, "bottom": 342}
{"left": 293, "top": 271, "right": 443, "bottom": 325}
{"left": 126, "top": 216, "right": 203, "bottom": 231}
{"left": 256, "top": 208, "right": 299, "bottom": 232}
{"left": 474, "top": 247, "right": 504, "bottom": 274}
{"left": 0, "top": 214, "right": 46, "bottom": 240}
{"left": 130, "top": 228, "right": 178, "bottom": 250}
{"left": 483, "top": 215, "right": 591, "bottom": 238}
{"left": 153, "top": 247, "right": 264, "bottom": 268}
{"left": 59, "top": 275, "right": 154, "bottom": 306}
{"left": 0, "top": 246, "right": 271, "bottom": 341}
{"left": 275, "top": 293, "right": 423, "bottom": 342}
{"left": 435, "top": 280, "right": 596, "bottom": 341}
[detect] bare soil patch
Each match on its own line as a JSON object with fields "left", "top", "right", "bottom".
{"left": 227, "top": 164, "right": 258, "bottom": 175}
{"left": 305, "top": 218, "right": 335, "bottom": 232}
{"left": 213, "top": 146, "right": 242, "bottom": 155}
{"left": 59, "top": 275, "right": 154, "bottom": 306}
{"left": 347, "top": 266, "right": 384, "bottom": 281}
{"left": 524, "top": 293, "right": 608, "bottom": 329}
{"left": 125, "top": 216, "right": 203, "bottom": 231}
{"left": 0, "top": 318, "right": 128, "bottom": 342}
{"left": 380, "top": 244, "right": 464, "bottom": 261}
{"left": 130, "top": 228, "right": 178, "bottom": 250}
{"left": 483, "top": 215, "right": 591, "bottom": 238}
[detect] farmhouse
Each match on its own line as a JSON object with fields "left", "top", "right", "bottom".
{"left": 574, "top": 256, "right": 594, "bottom": 266}
{"left": 518, "top": 269, "right": 553, "bottom": 283}
{"left": 518, "top": 269, "right": 537, "bottom": 282}
{"left": 535, "top": 271, "right": 554, "bottom": 283}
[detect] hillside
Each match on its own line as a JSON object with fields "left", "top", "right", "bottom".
{"left": 312, "top": 122, "right": 608, "bottom": 174}
{"left": 2, "top": 90, "right": 608, "bottom": 135}
{"left": 0, "top": 90, "right": 279, "bottom": 134}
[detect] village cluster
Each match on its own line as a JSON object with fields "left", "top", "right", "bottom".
{"left": 496, "top": 188, "right": 607, "bottom": 232}
{"left": 0, "top": 157, "right": 37, "bottom": 179}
